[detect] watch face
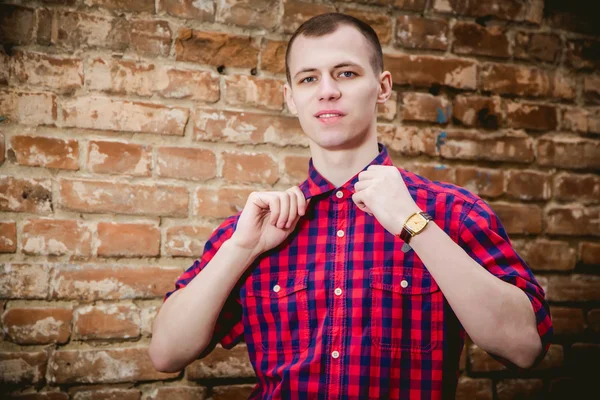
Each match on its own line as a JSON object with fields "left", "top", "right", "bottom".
{"left": 408, "top": 215, "right": 428, "bottom": 232}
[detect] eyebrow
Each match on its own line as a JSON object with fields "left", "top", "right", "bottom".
{"left": 293, "top": 62, "right": 363, "bottom": 79}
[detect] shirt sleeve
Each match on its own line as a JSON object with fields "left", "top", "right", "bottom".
{"left": 457, "top": 199, "right": 553, "bottom": 370}
{"left": 163, "top": 214, "right": 245, "bottom": 354}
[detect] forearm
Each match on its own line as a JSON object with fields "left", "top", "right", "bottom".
{"left": 410, "top": 222, "right": 542, "bottom": 368}
{"left": 149, "top": 239, "right": 256, "bottom": 372}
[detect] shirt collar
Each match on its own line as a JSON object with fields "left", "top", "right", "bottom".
{"left": 299, "top": 142, "right": 394, "bottom": 200}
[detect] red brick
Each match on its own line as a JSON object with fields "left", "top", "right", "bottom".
{"left": 489, "top": 202, "right": 542, "bottom": 234}
{"left": 0, "top": 132, "right": 4, "bottom": 165}
{"left": 406, "top": 163, "right": 455, "bottom": 184}
{"left": 0, "top": 89, "right": 56, "bottom": 125}
{"left": 561, "top": 107, "right": 590, "bottom": 132}
{"left": 496, "top": 379, "right": 544, "bottom": 400}
{"left": 456, "top": 376, "right": 492, "bottom": 400}
{"left": 0, "top": 264, "right": 51, "bottom": 299}
{"left": 580, "top": 242, "right": 600, "bottom": 265}
{"left": 380, "top": 125, "right": 438, "bottom": 156}
{"left": 452, "top": 22, "right": 509, "bottom": 59}
{"left": 60, "top": 96, "right": 189, "bottom": 136}
{"left": 71, "top": 389, "right": 141, "bottom": 400}
{"left": 554, "top": 173, "right": 600, "bottom": 203}
{"left": 440, "top": 131, "right": 534, "bottom": 163}
{"left": 2, "top": 307, "right": 72, "bottom": 344}
{"left": 468, "top": 343, "right": 506, "bottom": 372}
{"left": 513, "top": 239, "right": 576, "bottom": 271}
{"left": 187, "top": 343, "right": 254, "bottom": 379}
{"left": 160, "top": 0, "right": 215, "bottom": 21}
{"left": 144, "top": 386, "right": 207, "bottom": 400}
{"left": 401, "top": 92, "right": 451, "bottom": 123}
{"left": 211, "top": 385, "right": 254, "bottom": 400}
{"left": 22, "top": 219, "right": 92, "bottom": 257}
{"left": 533, "top": 344, "right": 564, "bottom": 370}
{"left": 282, "top": 0, "right": 336, "bottom": 34}
{"left": 0, "top": 4, "right": 34, "bottom": 45}
{"left": 260, "top": 39, "right": 286, "bottom": 75}
{"left": 74, "top": 303, "right": 140, "bottom": 340}
{"left": 584, "top": 75, "right": 600, "bottom": 104}
{"left": 0, "top": 176, "right": 52, "bottom": 214}
{"left": 3, "top": 392, "right": 69, "bottom": 400}
{"left": 552, "top": 71, "right": 577, "bottom": 101}
{"left": 343, "top": 9, "right": 392, "bottom": 45}
{"left": 10, "top": 51, "right": 83, "bottom": 93}
{"left": 455, "top": 167, "right": 503, "bottom": 198}
{"left": 176, "top": 29, "right": 259, "bottom": 68}
{"left": 51, "top": 264, "right": 182, "bottom": 301}
{"left": 377, "top": 90, "right": 397, "bottom": 121}
{"left": 51, "top": 11, "right": 122, "bottom": 50}
{"left": 505, "top": 170, "right": 552, "bottom": 201}
{"left": 481, "top": 64, "right": 551, "bottom": 97}
{"left": 48, "top": 347, "right": 178, "bottom": 384}
{"left": 540, "top": 275, "right": 600, "bottom": 302}
{"left": 546, "top": 206, "right": 600, "bottom": 236}
{"left": 85, "top": 0, "right": 154, "bottom": 12}
{"left": 432, "top": 0, "right": 543, "bottom": 23}
{"left": 0, "top": 351, "right": 47, "bottom": 385}
{"left": 59, "top": 179, "right": 189, "bottom": 217}
{"left": 224, "top": 75, "right": 283, "bottom": 111}
{"left": 97, "top": 222, "right": 160, "bottom": 258}
{"left": 36, "top": 7, "right": 53, "bottom": 46}
{"left": 550, "top": 307, "right": 585, "bottom": 335}
{"left": 165, "top": 225, "right": 213, "bottom": 257}
{"left": 452, "top": 95, "right": 502, "bottom": 129}
{"left": 0, "top": 222, "right": 17, "bottom": 253}
{"left": 565, "top": 39, "right": 600, "bottom": 70}
{"left": 217, "top": 0, "right": 280, "bottom": 30}
{"left": 0, "top": 52, "right": 8, "bottom": 85}
{"left": 9, "top": 136, "right": 78, "bottom": 170}
{"left": 222, "top": 151, "right": 279, "bottom": 185}
{"left": 140, "top": 303, "right": 160, "bottom": 337}
{"left": 194, "top": 108, "right": 306, "bottom": 146}
{"left": 284, "top": 155, "right": 310, "bottom": 183}
{"left": 156, "top": 147, "right": 217, "bottom": 181}
{"left": 588, "top": 309, "right": 600, "bottom": 333}
{"left": 128, "top": 20, "right": 173, "bottom": 57}
{"left": 87, "top": 141, "right": 151, "bottom": 177}
{"left": 395, "top": 15, "right": 448, "bottom": 50}
{"left": 514, "top": 31, "right": 562, "bottom": 63}
{"left": 194, "top": 187, "right": 253, "bottom": 218}
{"left": 537, "top": 136, "right": 600, "bottom": 170}
{"left": 384, "top": 54, "right": 477, "bottom": 89}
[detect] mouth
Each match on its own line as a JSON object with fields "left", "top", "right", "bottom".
{"left": 315, "top": 111, "right": 346, "bottom": 125}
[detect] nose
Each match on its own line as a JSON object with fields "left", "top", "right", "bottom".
{"left": 317, "top": 75, "right": 341, "bottom": 101}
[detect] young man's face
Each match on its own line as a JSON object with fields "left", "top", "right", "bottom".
{"left": 284, "top": 24, "right": 391, "bottom": 151}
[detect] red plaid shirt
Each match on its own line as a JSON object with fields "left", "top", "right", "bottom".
{"left": 165, "top": 143, "right": 553, "bottom": 399}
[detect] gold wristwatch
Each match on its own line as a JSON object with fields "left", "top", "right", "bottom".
{"left": 398, "top": 211, "right": 432, "bottom": 244}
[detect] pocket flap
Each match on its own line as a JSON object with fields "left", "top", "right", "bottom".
{"left": 370, "top": 266, "right": 439, "bottom": 295}
{"left": 247, "top": 270, "right": 309, "bottom": 298}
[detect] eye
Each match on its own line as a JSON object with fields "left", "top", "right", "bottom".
{"left": 300, "top": 76, "right": 316, "bottom": 84}
{"left": 339, "top": 71, "right": 356, "bottom": 78}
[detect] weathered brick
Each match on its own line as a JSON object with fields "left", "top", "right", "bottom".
{"left": 395, "top": 15, "right": 448, "bottom": 50}
{"left": 140, "top": 303, "right": 159, "bottom": 337}
{"left": 554, "top": 173, "right": 600, "bottom": 204}
{"left": 48, "top": 347, "right": 178, "bottom": 384}
{"left": 452, "top": 22, "right": 509, "bottom": 58}
{"left": 552, "top": 71, "right": 577, "bottom": 101}
{"left": 10, "top": 51, "right": 83, "bottom": 93}
{"left": 71, "top": 389, "right": 141, "bottom": 400}
{"left": 52, "top": 264, "right": 182, "bottom": 300}
{"left": 588, "top": 309, "right": 600, "bottom": 333}
{"left": 128, "top": 20, "right": 173, "bottom": 57}
{"left": 580, "top": 242, "right": 600, "bottom": 265}
{"left": 97, "top": 222, "right": 160, "bottom": 258}
{"left": 496, "top": 379, "right": 544, "bottom": 400}
{"left": 540, "top": 274, "right": 600, "bottom": 302}
{"left": 343, "top": 9, "right": 392, "bottom": 45}
{"left": 60, "top": 96, "right": 189, "bottom": 136}
{"left": 584, "top": 75, "right": 600, "bottom": 104}
{"left": 222, "top": 151, "right": 279, "bottom": 185}
{"left": 160, "top": 0, "right": 215, "bottom": 21}
{"left": 51, "top": 11, "right": 120, "bottom": 50}
{"left": 0, "top": 89, "right": 57, "bottom": 125}
{"left": 401, "top": 92, "right": 451, "bottom": 124}
{"left": 0, "top": 4, "right": 34, "bottom": 45}
{"left": 534, "top": 344, "right": 564, "bottom": 370}
{"left": 561, "top": 107, "right": 590, "bottom": 132}
{"left": 187, "top": 343, "right": 253, "bottom": 379}
{"left": 455, "top": 376, "right": 492, "bottom": 400}
{"left": 194, "top": 108, "right": 306, "bottom": 146}
{"left": 283, "top": 155, "right": 311, "bottom": 183}
{"left": 59, "top": 179, "right": 189, "bottom": 217}
{"left": 505, "top": 170, "right": 552, "bottom": 201}
{"left": 407, "top": 163, "right": 455, "bottom": 184}
{"left": 432, "top": 0, "right": 543, "bottom": 23}
{"left": 455, "top": 167, "right": 503, "bottom": 198}
{"left": 143, "top": 386, "right": 207, "bottom": 400}
{"left": 377, "top": 90, "right": 397, "bottom": 121}
{"left": 565, "top": 39, "right": 600, "bottom": 70}
{"left": 282, "top": 0, "right": 336, "bottom": 34}
{"left": 22, "top": 219, "right": 92, "bottom": 257}
{"left": 0, "top": 264, "right": 51, "bottom": 299}
{"left": 85, "top": 0, "right": 155, "bottom": 12}
{"left": 489, "top": 202, "right": 542, "bottom": 234}
{"left": 224, "top": 75, "right": 284, "bottom": 111}
{"left": 211, "top": 385, "right": 255, "bottom": 400}
{"left": 176, "top": 29, "right": 259, "bottom": 68}
{"left": 165, "top": 225, "right": 213, "bottom": 257}
{"left": 2, "top": 307, "right": 72, "bottom": 344}
{"left": 36, "top": 7, "right": 53, "bottom": 46}
{"left": 468, "top": 343, "right": 506, "bottom": 372}
{"left": 452, "top": 95, "right": 502, "bottom": 129}
{"left": 0, "top": 51, "right": 8, "bottom": 85}
{"left": 9, "top": 136, "right": 79, "bottom": 170}
{"left": 481, "top": 64, "right": 551, "bottom": 97}
{"left": 0, "top": 351, "right": 47, "bottom": 385}
{"left": 261, "top": 39, "right": 287, "bottom": 75}
{"left": 380, "top": 125, "right": 438, "bottom": 156}
{"left": 513, "top": 239, "right": 576, "bottom": 271}
{"left": 588, "top": 110, "right": 600, "bottom": 134}
{"left": 546, "top": 206, "right": 600, "bottom": 236}
{"left": 0, "top": 222, "right": 17, "bottom": 253}
{"left": 384, "top": 54, "right": 477, "bottom": 90}
{"left": 550, "top": 307, "right": 585, "bottom": 335}
{"left": 3, "top": 392, "right": 69, "bottom": 400}
{"left": 217, "top": 0, "right": 280, "bottom": 30}
{"left": 514, "top": 31, "right": 562, "bottom": 63}
{"left": 156, "top": 147, "right": 217, "bottom": 181}
{"left": 537, "top": 136, "right": 600, "bottom": 170}
{"left": 194, "top": 187, "right": 252, "bottom": 218}
{"left": 74, "top": 303, "right": 140, "bottom": 340}
{"left": 0, "top": 177, "right": 52, "bottom": 214}
{"left": 87, "top": 141, "right": 151, "bottom": 177}
{"left": 440, "top": 131, "right": 534, "bottom": 163}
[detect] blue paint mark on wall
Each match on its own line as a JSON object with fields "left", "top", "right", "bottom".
{"left": 435, "top": 131, "right": 447, "bottom": 153}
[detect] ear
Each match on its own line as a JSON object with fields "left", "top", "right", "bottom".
{"left": 376, "top": 71, "right": 393, "bottom": 105}
{"left": 284, "top": 83, "right": 298, "bottom": 115}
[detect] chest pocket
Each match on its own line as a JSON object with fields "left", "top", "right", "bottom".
{"left": 244, "top": 270, "right": 310, "bottom": 354}
{"left": 369, "top": 266, "right": 443, "bottom": 352}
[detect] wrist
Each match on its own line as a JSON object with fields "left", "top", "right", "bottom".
{"left": 224, "top": 237, "right": 262, "bottom": 262}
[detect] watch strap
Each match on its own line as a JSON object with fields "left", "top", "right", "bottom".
{"left": 399, "top": 211, "right": 432, "bottom": 244}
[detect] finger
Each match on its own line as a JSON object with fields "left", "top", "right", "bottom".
{"left": 269, "top": 195, "right": 280, "bottom": 226}
{"left": 277, "top": 193, "right": 290, "bottom": 228}
{"left": 353, "top": 180, "right": 369, "bottom": 192}
{"left": 296, "top": 188, "right": 307, "bottom": 216}
{"left": 357, "top": 170, "right": 376, "bottom": 182}
{"left": 286, "top": 192, "right": 297, "bottom": 229}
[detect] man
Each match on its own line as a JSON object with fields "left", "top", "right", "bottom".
{"left": 149, "top": 13, "right": 552, "bottom": 399}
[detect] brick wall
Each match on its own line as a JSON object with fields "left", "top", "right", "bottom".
{"left": 0, "top": 0, "right": 598, "bottom": 399}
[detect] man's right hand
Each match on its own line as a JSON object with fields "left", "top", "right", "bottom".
{"left": 229, "top": 186, "right": 311, "bottom": 257}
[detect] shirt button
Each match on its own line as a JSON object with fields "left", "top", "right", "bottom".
{"left": 273, "top": 284, "right": 281, "bottom": 293}
{"left": 334, "top": 288, "right": 342, "bottom": 296}
{"left": 336, "top": 191, "right": 343, "bottom": 199}
{"left": 337, "top": 230, "right": 344, "bottom": 237}
{"left": 400, "top": 280, "right": 409, "bottom": 288}
{"left": 331, "top": 350, "right": 340, "bottom": 359}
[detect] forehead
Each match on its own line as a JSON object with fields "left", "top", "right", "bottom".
{"left": 288, "top": 25, "right": 373, "bottom": 74}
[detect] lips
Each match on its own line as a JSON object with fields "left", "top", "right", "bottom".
{"left": 314, "top": 110, "right": 346, "bottom": 118}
